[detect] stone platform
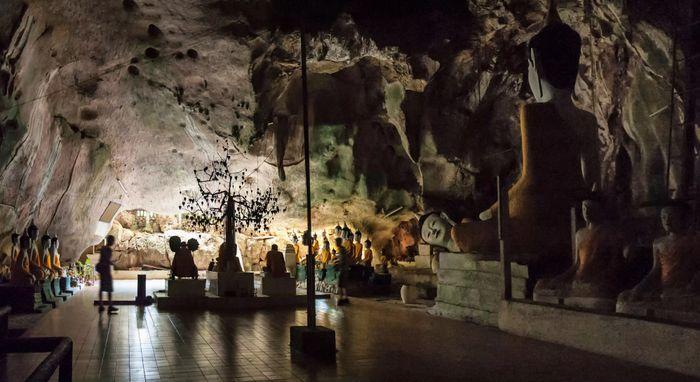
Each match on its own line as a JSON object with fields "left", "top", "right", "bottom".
{"left": 430, "top": 252, "right": 528, "bottom": 326}
{"left": 206, "top": 271, "right": 254, "bottom": 297}
{"left": 166, "top": 279, "right": 205, "bottom": 297}
{"left": 617, "top": 298, "right": 700, "bottom": 325}
{"left": 261, "top": 275, "right": 296, "bottom": 296}
{"left": 153, "top": 291, "right": 330, "bottom": 310}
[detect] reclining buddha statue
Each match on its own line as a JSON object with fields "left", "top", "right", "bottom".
{"left": 419, "top": 1, "right": 599, "bottom": 276}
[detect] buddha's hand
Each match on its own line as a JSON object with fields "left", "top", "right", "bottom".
{"left": 479, "top": 209, "right": 493, "bottom": 221}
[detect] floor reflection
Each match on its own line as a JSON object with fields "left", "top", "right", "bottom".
{"left": 3, "top": 280, "right": 696, "bottom": 381}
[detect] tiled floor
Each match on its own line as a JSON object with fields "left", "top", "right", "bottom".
{"left": 3, "top": 280, "right": 697, "bottom": 381}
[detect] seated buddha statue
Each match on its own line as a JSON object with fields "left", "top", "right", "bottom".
{"left": 619, "top": 203, "right": 700, "bottom": 304}
{"left": 362, "top": 239, "right": 374, "bottom": 267}
{"left": 11, "top": 234, "right": 36, "bottom": 286}
{"left": 534, "top": 198, "right": 626, "bottom": 302}
{"left": 40, "top": 235, "right": 56, "bottom": 279}
{"left": 50, "top": 236, "right": 63, "bottom": 277}
{"left": 319, "top": 239, "right": 331, "bottom": 268}
{"left": 265, "top": 244, "right": 287, "bottom": 278}
{"left": 292, "top": 234, "right": 302, "bottom": 264}
{"left": 353, "top": 230, "right": 364, "bottom": 264}
{"left": 419, "top": 3, "right": 599, "bottom": 276}
{"left": 27, "top": 224, "right": 47, "bottom": 282}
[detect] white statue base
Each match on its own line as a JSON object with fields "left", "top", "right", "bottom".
{"left": 206, "top": 271, "right": 254, "bottom": 297}
{"left": 261, "top": 274, "right": 296, "bottom": 296}
{"left": 167, "top": 279, "right": 205, "bottom": 298}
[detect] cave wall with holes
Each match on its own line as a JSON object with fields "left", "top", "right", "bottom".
{"left": 0, "top": 0, "right": 694, "bottom": 262}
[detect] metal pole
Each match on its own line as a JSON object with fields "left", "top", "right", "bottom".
{"left": 300, "top": 21, "right": 316, "bottom": 328}
{"left": 497, "top": 176, "right": 512, "bottom": 300}
{"left": 665, "top": 25, "right": 679, "bottom": 198}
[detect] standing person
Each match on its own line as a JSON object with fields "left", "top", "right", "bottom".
{"left": 96, "top": 235, "right": 118, "bottom": 314}
{"left": 334, "top": 237, "right": 350, "bottom": 305}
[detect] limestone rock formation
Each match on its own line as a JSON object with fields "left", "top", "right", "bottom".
{"left": 0, "top": 0, "right": 693, "bottom": 261}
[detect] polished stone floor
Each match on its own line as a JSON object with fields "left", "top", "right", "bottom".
{"left": 3, "top": 280, "right": 697, "bottom": 382}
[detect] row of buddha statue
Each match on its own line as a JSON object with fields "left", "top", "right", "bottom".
{"left": 1, "top": 222, "right": 66, "bottom": 287}
{"left": 289, "top": 223, "right": 374, "bottom": 268}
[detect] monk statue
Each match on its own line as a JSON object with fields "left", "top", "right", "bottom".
{"left": 171, "top": 238, "right": 198, "bottom": 279}
{"left": 292, "top": 234, "right": 302, "bottom": 265}
{"left": 265, "top": 244, "right": 287, "bottom": 277}
{"left": 534, "top": 198, "right": 626, "bottom": 304}
{"left": 312, "top": 233, "right": 320, "bottom": 258}
{"left": 419, "top": 2, "right": 599, "bottom": 276}
{"left": 619, "top": 203, "right": 700, "bottom": 304}
{"left": 11, "top": 234, "right": 36, "bottom": 286}
{"left": 363, "top": 239, "right": 374, "bottom": 267}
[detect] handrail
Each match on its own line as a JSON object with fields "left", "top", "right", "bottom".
{"left": 0, "top": 306, "right": 73, "bottom": 382}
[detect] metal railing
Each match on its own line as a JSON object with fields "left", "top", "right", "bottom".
{"left": 0, "top": 306, "right": 73, "bottom": 382}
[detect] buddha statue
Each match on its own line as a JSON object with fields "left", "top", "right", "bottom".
{"left": 319, "top": 239, "right": 331, "bottom": 267}
{"left": 50, "top": 236, "right": 63, "bottom": 277}
{"left": 363, "top": 239, "right": 374, "bottom": 267}
{"left": 353, "top": 230, "right": 364, "bottom": 264}
{"left": 265, "top": 244, "right": 287, "bottom": 277}
{"left": 27, "top": 223, "right": 46, "bottom": 282}
{"left": 312, "top": 233, "right": 320, "bottom": 257}
{"left": 619, "top": 203, "right": 700, "bottom": 304}
{"left": 292, "top": 234, "right": 302, "bottom": 264}
{"left": 343, "top": 232, "right": 355, "bottom": 264}
{"left": 534, "top": 198, "right": 626, "bottom": 304}
{"left": 334, "top": 224, "right": 343, "bottom": 240}
{"left": 40, "top": 234, "right": 56, "bottom": 279}
{"left": 419, "top": 2, "right": 599, "bottom": 276}
{"left": 10, "top": 234, "right": 35, "bottom": 286}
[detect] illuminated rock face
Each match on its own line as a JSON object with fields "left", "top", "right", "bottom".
{"left": 0, "top": 0, "right": 689, "bottom": 261}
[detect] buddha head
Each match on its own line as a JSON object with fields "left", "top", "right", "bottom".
{"left": 11, "top": 233, "right": 19, "bottom": 246}
{"left": 51, "top": 236, "right": 59, "bottom": 250}
{"left": 323, "top": 239, "right": 330, "bottom": 250}
{"left": 527, "top": 1, "right": 581, "bottom": 102}
{"left": 41, "top": 234, "right": 51, "bottom": 250}
{"left": 419, "top": 212, "right": 456, "bottom": 250}
{"left": 292, "top": 234, "right": 299, "bottom": 244}
{"left": 334, "top": 224, "right": 342, "bottom": 237}
{"left": 27, "top": 222, "right": 38, "bottom": 241}
{"left": 660, "top": 203, "right": 690, "bottom": 235}
{"left": 364, "top": 239, "right": 372, "bottom": 249}
{"left": 355, "top": 230, "right": 362, "bottom": 243}
{"left": 19, "top": 234, "right": 30, "bottom": 251}
{"left": 334, "top": 237, "right": 343, "bottom": 249}
{"left": 271, "top": 244, "right": 279, "bottom": 252}
{"left": 581, "top": 199, "right": 604, "bottom": 225}
{"left": 347, "top": 233, "right": 354, "bottom": 243}
{"left": 105, "top": 235, "right": 116, "bottom": 247}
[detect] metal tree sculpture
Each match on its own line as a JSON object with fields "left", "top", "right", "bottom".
{"left": 179, "top": 139, "right": 282, "bottom": 272}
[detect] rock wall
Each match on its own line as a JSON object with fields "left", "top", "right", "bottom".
{"left": 0, "top": 0, "right": 694, "bottom": 261}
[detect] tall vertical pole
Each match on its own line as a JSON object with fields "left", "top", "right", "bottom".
{"left": 300, "top": 19, "right": 316, "bottom": 328}
{"left": 497, "top": 176, "right": 512, "bottom": 300}
{"left": 665, "top": 25, "right": 679, "bottom": 198}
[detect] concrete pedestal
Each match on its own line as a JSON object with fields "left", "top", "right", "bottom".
{"left": 207, "top": 271, "right": 254, "bottom": 297}
{"left": 261, "top": 275, "right": 296, "bottom": 296}
{"left": 290, "top": 325, "right": 336, "bottom": 361}
{"left": 167, "top": 279, "right": 205, "bottom": 297}
{"left": 51, "top": 279, "right": 69, "bottom": 301}
{"left": 0, "top": 285, "right": 50, "bottom": 313}
{"left": 60, "top": 277, "right": 74, "bottom": 295}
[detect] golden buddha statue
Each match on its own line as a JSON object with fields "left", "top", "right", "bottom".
{"left": 362, "top": 239, "right": 374, "bottom": 267}
{"left": 620, "top": 203, "right": 700, "bottom": 303}
{"left": 419, "top": 2, "right": 599, "bottom": 276}
{"left": 319, "top": 239, "right": 331, "bottom": 267}
{"left": 292, "top": 234, "right": 302, "bottom": 264}
{"left": 50, "top": 236, "right": 63, "bottom": 276}
{"left": 353, "top": 230, "right": 363, "bottom": 264}
{"left": 27, "top": 224, "right": 47, "bottom": 282}
{"left": 41, "top": 235, "right": 56, "bottom": 279}
{"left": 11, "top": 234, "right": 35, "bottom": 286}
